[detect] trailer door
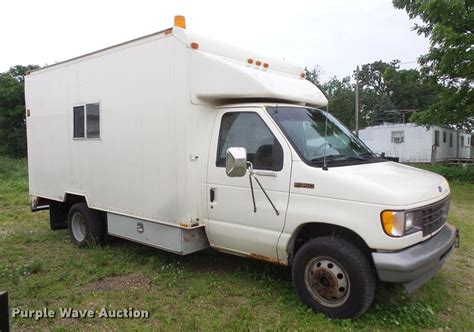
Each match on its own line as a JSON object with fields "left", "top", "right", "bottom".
{"left": 206, "top": 107, "right": 292, "bottom": 261}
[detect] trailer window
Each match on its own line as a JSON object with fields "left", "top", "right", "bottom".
{"left": 391, "top": 131, "right": 404, "bottom": 143}
{"left": 73, "top": 103, "right": 100, "bottom": 139}
{"left": 86, "top": 103, "right": 100, "bottom": 138}
{"left": 216, "top": 112, "right": 283, "bottom": 171}
{"left": 73, "top": 106, "right": 85, "bottom": 138}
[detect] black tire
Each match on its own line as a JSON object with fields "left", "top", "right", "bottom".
{"left": 292, "top": 236, "right": 375, "bottom": 319}
{"left": 67, "top": 202, "right": 104, "bottom": 247}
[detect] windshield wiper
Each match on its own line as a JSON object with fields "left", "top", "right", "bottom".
{"left": 311, "top": 154, "right": 366, "bottom": 163}
{"left": 344, "top": 156, "right": 367, "bottom": 161}
{"left": 311, "top": 154, "right": 347, "bottom": 162}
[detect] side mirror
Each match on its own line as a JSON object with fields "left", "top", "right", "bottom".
{"left": 226, "top": 147, "right": 247, "bottom": 177}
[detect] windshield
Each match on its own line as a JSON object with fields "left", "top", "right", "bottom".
{"left": 267, "top": 106, "right": 383, "bottom": 166}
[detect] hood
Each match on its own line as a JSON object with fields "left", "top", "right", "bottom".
{"left": 324, "top": 161, "right": 449, "bottom": 207}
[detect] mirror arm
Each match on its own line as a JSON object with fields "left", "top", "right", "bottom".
{"left": 248, "top": 172, "right": 257, "bottom": 213}
{"left": 247, "top": 162, "right": 279, "bottom": 216}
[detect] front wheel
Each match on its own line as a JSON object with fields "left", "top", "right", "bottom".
{"left": 292, "top": 236, "right": 375, "bottom": 319}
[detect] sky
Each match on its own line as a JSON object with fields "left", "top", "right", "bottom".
{"left": 0, "top": 0, "right": 429, "bottom": 81}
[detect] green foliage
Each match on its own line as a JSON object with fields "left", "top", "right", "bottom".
{"left": 304, "top": 66, "right": 322, "bottom": 87}
{"left": 393, "top": 0, "right": 474, "bottom": 130}
{"left": 322, "top": 76, "right": 356, "bottom": 129}
{"left": 306, "top": 60, "right": 442, "bottom": 129}
{"left": 357, "top": 60, "right": 442, "bottom": 126}
{"left": 384, "top": 67, "right": 440, "bottom": 111}
{"left": 410, "top": 163, "right": 474, "bottom": 183}
{"left": 0, "top": 65, "right": 39, "bottom": 158}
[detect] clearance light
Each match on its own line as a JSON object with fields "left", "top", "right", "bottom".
{"left": 174, "top": 15, "right": 186, "bottom": 29}
{"left": 247, "top": 58, "right": 254, "bottom": 64}
{"left": 256, "top": 60, "right": 262, "bottom": 66}
{"left": 191, "top": 42, "right": 199, "bottom": 49}
{"left": 263, "top": 63, "right": 269, "bottom": 68}
{"left": 300, "top": 72, "right": 305, "bottom": 78}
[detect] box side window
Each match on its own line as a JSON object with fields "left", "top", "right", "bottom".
{"left": 443, "top": 131, "right": 447, "bottom": 143}
{"left": 435, "top": 130, "right": 440, "bottom": 147}
{"left": 449, "top": 133, "right": 453, "bottom": 147}
{"left": 86, "top": 103, "right": 100, "bottom": 138}
{"left": 73, "top": 106, "right": 85, "bottom": 138}
{"left": 216, "top": 112, "right": 283, "bottom": 171}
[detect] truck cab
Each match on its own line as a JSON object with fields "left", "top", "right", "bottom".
{"left": 203, "top": 103, "right": 457, "bottom": 318}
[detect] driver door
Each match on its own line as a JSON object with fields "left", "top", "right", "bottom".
{"left": 206, "top": 107, "right": 292, "bottom": 260}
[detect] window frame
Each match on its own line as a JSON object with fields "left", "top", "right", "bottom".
{"left": 72, "top": 102, "right": 101, "bottom": 140}
{"left": 443, "top": 131, "right": 447, "bottom": 143}
{"left": 434, "top": 130, "right": 440, "bottom": 147}
{"left": 72, "top": 105, "right": 86, "bottom": 139}
{"left": 391, "top": 131, "right": 404, "bottom": 143}
{"left": 215, "top": 111, "right": 284, "bottom": 172}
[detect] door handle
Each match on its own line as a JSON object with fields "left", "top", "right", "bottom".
{"left": 253, "top": 171, "right": 277, "bottom": 177}
{"left": 210, "top": 188, "right": 215, "bottom": 202}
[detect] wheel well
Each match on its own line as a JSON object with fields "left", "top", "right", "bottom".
{"left": 63, "top": 194, "right": 107, "bottom": 226}
{"left": 63, "top": 193, "right": 87, "bottom": 206}
{"left": 287, "top": 223, "right": 374, "bottom": 266}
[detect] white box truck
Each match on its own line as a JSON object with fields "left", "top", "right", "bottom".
{"left": 25, "top": 16, "right": 458, "bottom": 318}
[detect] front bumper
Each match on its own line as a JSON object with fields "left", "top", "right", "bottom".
{"left": 372, "top": 223, "right": 458, "bottom": 293}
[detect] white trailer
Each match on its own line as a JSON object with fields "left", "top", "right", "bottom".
{"left": 359, "top": 123, "right": 471, "bottom": 162}
{"left": 26, "top": 17, "right": 458, "bottom": 319}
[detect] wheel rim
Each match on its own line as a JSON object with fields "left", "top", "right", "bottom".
{"left": 71, "top": 212, "right": 86, "bottom": 242}
{"left": 304, "top": 256, "right": 350, "bottom": 307}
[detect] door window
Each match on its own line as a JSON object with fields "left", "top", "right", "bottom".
{"left": 216, "top": 112, "right": 283, "bottom": 171}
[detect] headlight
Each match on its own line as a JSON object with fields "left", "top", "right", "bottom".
{"left": 381, "top": 210, "right": 420, "bottom": 237}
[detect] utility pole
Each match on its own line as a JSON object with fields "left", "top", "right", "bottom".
{"left": 355, "top": 65, "right": 360, "bottom": 137}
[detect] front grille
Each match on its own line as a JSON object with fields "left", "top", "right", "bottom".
{"left": 413, "top": 197, "right": 450, "bottom": 236}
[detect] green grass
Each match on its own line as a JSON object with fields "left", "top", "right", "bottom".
{"left": 1, "top": 156, "right": 473, "bottom": 330}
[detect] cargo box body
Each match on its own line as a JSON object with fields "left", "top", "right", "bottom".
{"left": 26, "top": 29, "right": 211, "bottom": 226}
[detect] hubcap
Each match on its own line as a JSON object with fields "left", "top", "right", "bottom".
{"left": 304, "top": 257, "right": 350, "bottom": 307}
{"left": 71, "top": 212, "right": 86, "bottom": 242}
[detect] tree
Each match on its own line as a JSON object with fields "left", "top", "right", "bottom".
{"left": 393, "top": 0, "right": 474, "bottom": 130}
{"left": 383, "top": 67, "right": 439, "bottom": 111}
{"left": 322, "top": 76, "right": 357, "bottom": 129}
{"left": 304, "top": 66, "right": 322, "bottom": 87}
{"left": 0, "top": 65, "right": 39, "bottom": 157}
{"left": 357, "top": 60, "right": 400, "bottom": 95}
{"left": 356, "top": 60, "right": 401, "bottom": 125}
{"left": 305, "top": 67, "right": 359, "bottom": 129}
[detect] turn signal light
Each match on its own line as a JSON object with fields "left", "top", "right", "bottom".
{"left": 381, "top": 211, "right": 404, "bottom": 237}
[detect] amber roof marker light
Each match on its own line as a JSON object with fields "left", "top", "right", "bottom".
{"left": 174, "top": 15, "right": 186, "bottom": 29}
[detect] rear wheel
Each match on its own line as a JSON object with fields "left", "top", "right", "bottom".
{"left": 292, "top": 236, "right": 375, "bottom": 319}
{"left": 67, "top": 202, "right": 104, "bottom": 247}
